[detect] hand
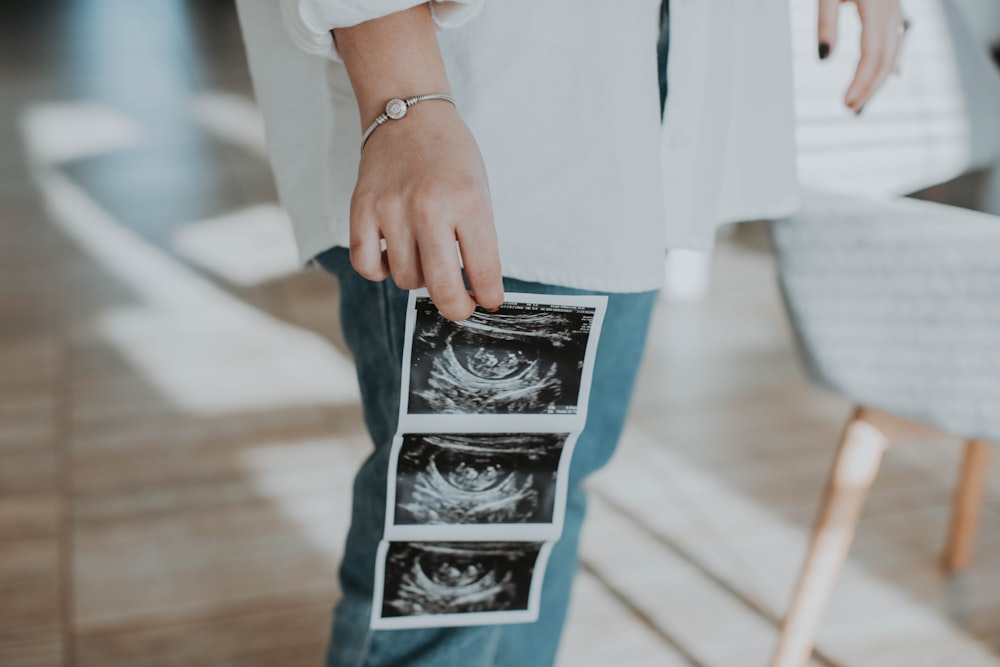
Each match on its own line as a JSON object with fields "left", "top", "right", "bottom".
{"left": 817, "top": 0, "right": 907, "bottom": 113}
{"left": 349, "top": 101, "right": 504, "bottom": 321}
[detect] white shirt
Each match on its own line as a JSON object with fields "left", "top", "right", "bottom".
{"left": 662, "top": 0, "right": 800, "bottom": 248}
{"left": 235, "top": 0, "right": 800, "bottom": 292}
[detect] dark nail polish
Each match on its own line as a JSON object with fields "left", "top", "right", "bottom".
{"left": 818, "top": 42, "right": 830, "bottom": 60}
{"left": 855, "top": 104, "right": 865, "bottom": 115}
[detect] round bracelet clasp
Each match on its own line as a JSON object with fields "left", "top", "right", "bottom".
{"left": 385, "top": 98, "right": 408, "bottom": 120}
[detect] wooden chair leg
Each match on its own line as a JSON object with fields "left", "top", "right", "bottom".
{"left": 942, "top": 439, "right": 993, "bottom": 574}
{"left": 771, "top": 407, "right": 890, "bottom": 667}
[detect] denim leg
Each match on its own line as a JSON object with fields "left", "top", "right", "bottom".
{"left": 317, "top": 248, "right": 505, "bottom": 667}
{"left": 315, "top": 247, "right": 657, "bottom": 667}
{"left": 493, "top": 280, "right": 658, "bottom": 667}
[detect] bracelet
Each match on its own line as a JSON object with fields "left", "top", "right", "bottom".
{"left": 360, "top": 94, "right": 456, "bottom": 153}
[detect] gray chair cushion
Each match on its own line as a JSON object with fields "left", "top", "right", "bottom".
{"left": 770, "top": 190, "right": 1000, "bottom": 443}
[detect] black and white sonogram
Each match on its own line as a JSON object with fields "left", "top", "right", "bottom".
{"left": 408, "top": 298, "right": 596, "bottom": 414}
{"left": 394, "top": 433, "right": 569, "bottom": 526}
{"left": 381, "top": 541, "right": 542, "bottom": 618}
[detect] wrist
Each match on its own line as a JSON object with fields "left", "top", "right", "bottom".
{"left": 330, "top": 5, "right": 451, "bottom": 130}
{"left": 356, "top": 84, "right": 451, "bottom": 130}
{"left": 361, "top": 94, "right": 457, "bottom": 152}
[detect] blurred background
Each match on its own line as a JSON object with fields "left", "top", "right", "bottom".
{"left": 1, "top": 1, "right": 1000, "bottom": 666}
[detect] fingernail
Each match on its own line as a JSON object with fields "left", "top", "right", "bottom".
{"left": 855, "top": 104, "right": 865, "bottom": 115}
{"left": 818, "top": 42, "right": 830, "bottom": 60}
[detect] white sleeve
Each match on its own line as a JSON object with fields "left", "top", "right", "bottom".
{"left": 280, "top": 0, "right": 484, "bottom": 61}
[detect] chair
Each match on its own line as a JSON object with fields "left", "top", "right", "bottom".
{"left": 768, "top": 190, "right": 1000, "bottom": 667}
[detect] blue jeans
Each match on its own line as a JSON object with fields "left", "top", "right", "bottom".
{"left": 314, "top": 247, "right": 657, "bottom": 667}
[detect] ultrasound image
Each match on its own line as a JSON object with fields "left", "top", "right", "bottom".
{"left": 394, "top": 433, "right": 569, "bottom": 525}
{"left": 408, "top": 298, "right": 596, "bottom": 414}
{"left": 381, "top": 541, "right": 542, "bottom": 618}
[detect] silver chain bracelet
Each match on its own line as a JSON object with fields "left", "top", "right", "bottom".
{"left": 360, "top": 94, "right": 456, "bottom": 154}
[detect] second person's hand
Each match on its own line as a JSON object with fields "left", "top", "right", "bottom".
{"left": 817, "top": 0, "right": 907, "bottom": 113}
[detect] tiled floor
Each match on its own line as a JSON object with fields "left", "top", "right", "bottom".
{"left": 1, "top": 2, "right": 999, "bottom": 666}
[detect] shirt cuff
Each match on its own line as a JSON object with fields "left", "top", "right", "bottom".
{"left": 280, "top": 0, "right": 485, "bottom": 62}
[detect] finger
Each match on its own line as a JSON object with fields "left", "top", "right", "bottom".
{"left": 457, "top": 219, "right": 504, "bottom": 312}
{"left": 417, "top": 231, "right": 476, "bottom": 322}
{"left": 846, "top": 30, "right": 898, "bottom": 111}
{"left": 384, "top": 228, "right": 424, "bottom": 290}
{"left": 349, "top": 195, "right": 390, "bottom": 281}
{"left": 844, "top": 25, "right": 889, "bottom": 111}
{"left": 817, "top": 0, "right": 840, "bottom": 60}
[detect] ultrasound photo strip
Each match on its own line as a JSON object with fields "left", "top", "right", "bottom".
{"left": 371, "top": 291, "right": 608, "bottom": 629}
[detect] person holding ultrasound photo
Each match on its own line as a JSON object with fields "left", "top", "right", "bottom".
{"left": 235, "top": 0, "right": 908, "bottom": 664}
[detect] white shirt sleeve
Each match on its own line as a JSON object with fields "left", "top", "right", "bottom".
{"left": 279, "top": 0, "right": 484, "bottom": 61}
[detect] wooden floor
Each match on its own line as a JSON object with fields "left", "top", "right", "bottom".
{"left": 2, "top": 2, "right": 999, "bottom": 666}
